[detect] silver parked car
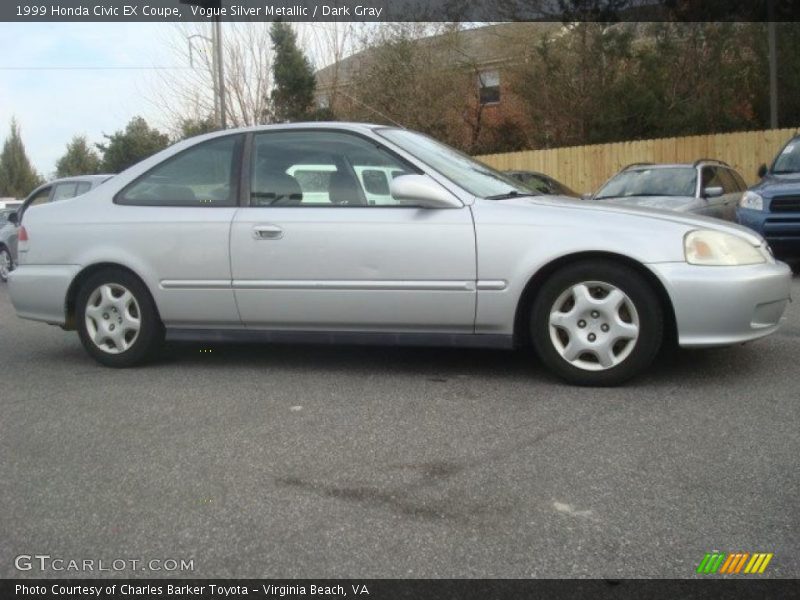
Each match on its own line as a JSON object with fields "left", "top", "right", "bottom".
{"left": 593, "top": 160, "right": 748, "bottom": 221}
{"left": 0, "top": 175, "right": 112, "bottom": 282}
{"left": 7, "top": 124, "right": 791, "bottom": 385}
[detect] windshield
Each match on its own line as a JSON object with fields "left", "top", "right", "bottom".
{"left": 773, "top": 140, "right": 800, "bottom": 174}
{"left": 595, "top": 167, "right": 697, "bottom": 199}
{"left": 376, "top": 128, "right": 532, "bottom": 198}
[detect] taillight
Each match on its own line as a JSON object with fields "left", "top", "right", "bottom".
{"left": 18, "top": 226, "right": 28, "bottom": 242}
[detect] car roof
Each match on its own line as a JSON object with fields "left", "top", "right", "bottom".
{"left": 179, "top": 122, "right": 388, "bottom": 148}
{"left": 46, "top": 174, "right": 114, "bottom": 184}
{"left": 624, "top": 161, "right": 730, "bottom": 171}
{"left": 625, "top": 163, "right": 690, "bottom": 170}
{"left": 208, "top": 121, "right": 380, "bottom": 137}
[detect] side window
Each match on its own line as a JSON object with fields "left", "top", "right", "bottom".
{"left": 52, "top": 182, "right": 79, "bottom": 201}
{"left": 288, "top": 166, "right": 336, "bottom": 205}
{"left": 26, "top": 187, "right": 52, "bottom": 208}
{"left": 250, "top": 131, "right": 417, "bottom": 207}
{"left": 717, "top": 169, "right": 738, "bottom": 193}
{"left": 730, "top": 170, "right": 747, "bottom": 192}
{"left": 361, "top": 169, "right": 390, "bottom": 195}
{"left": 699, "top": 167, "right": 724, "bottom": 194}
{"left": 118, "top": 135, "right": 241, "bottom": 207}
{"left": 75, "top": 181, "right": 92, "bottom": 195}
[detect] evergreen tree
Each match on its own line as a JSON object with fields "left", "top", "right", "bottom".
{"left": 269, "top": 22, "right": 317, "bottom": 122}
{"left": 56, "top": 135, "right": 101, "bottom": 177}
{"left": 0, "top": 118, "right": 42, "bottom": 198}
{"left": 177, "top": 116, "right": 218, "bottom": 140}
{"left": 97, "top": 116, "right": 170, "bottom": 173}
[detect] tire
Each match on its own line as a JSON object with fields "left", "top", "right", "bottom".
{"left": 0, "top": 247, "right": 11, "bottom": 283}
{"left": 76, "top": 268, "right": 164, "bottom": 367}
{"left": 530, "top": 259, "right": 663, "bottom": 386}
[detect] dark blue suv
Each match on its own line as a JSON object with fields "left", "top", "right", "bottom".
{"left": 737, "top": 134, "right": 800, "bottom": 260}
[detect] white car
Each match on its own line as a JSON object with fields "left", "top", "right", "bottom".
{"left": 0, "top": 175, "right": 112, "bottom": 282}
{"left": 7, "top": 123, "right": 791, "bottom": 385}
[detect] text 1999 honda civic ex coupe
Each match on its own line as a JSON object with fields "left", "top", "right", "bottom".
{"left": 8, "top": 123, "right": 792, "bottom": 385}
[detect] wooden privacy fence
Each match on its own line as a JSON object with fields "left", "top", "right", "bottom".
{"left": 476, "top": 127, "right": 799, "bottom": 194}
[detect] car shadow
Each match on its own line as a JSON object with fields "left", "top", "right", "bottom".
{"left": 158, "top": 341, "right": 539, "bottom": 380}
{"left": 149, "top": 339, "right": 763, "bottom": 388}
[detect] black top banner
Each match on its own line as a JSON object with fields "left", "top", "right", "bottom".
{"left": 3, "top": 579, "right": 800, "bottom": 600}
{"left": 2, "top": 0, "right": 800, "bottom": 23}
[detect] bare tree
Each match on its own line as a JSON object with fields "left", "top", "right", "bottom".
{"left": 300, "top": 21, "right": 362, "bottom": 115}
{"left": 329, "top": 22, "right": 534, "bottom": 153}
{"left": 147, "top": 22, "right": 274, "bottom": 134}
{"left": 332, "top": 24, "right": 472, "bottom": 139}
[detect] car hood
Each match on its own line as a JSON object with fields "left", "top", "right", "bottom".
{"left": 595, "top": 195, "right": 696, "bottom": 211}
{"left": 752, "top": 172, "right": 800, "bottom": 196}
{"left": 499, "top": 195, "right": 764, "bottom": 245}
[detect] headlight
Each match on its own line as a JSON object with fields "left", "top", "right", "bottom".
{"left": 684, "top": 230, "right": 766, "bottom": 266}
{"left": 739, "top": 191, "right": 763, "bottom": 210}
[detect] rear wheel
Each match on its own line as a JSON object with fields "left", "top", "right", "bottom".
{"left": 530, "top": 260, "right": 663, "bottom": 386}
{"left": 76, "top": 269, "right": 163, "bottom": 367}
{"left": 0, "top": 247, "right": 11, "bottom": 282}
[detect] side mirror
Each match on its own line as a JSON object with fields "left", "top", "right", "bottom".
{"left": 389, "top": 174, "right": 461, "bottom": 209}
{"left": 703, "top": 186, "right": 724, "bottom": 199}
{"left": 7, "top": 211, "right": 18, "bottom": 226}
{"left": 757, "top": 164, "right": 768, "bottom": 179}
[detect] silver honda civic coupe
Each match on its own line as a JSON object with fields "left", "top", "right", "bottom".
{"left": 7, "top": 123, "right": 792, "bottom": 385}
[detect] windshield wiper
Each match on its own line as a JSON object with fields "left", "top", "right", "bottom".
{"left": 597, "top": 193, "right": 671, "bottom": 199}
{"left": 485, "top": 190, "right": 538, "bottom": 200}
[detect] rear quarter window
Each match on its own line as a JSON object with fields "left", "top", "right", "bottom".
{"left": 52, "top": 183, "right": 79, "bottom": 201}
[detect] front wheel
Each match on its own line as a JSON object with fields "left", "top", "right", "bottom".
{"left": 530, "top": 260, "right": 663, "bottom": 386}
{"left": 76, "top": 269, "right": 164, "bottom": 367}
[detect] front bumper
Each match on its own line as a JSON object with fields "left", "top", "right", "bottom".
{"left": 737, "top": 207, "right": 800, "bottom": 258}
{"left": 648, "top": 260, "right": 792, "bottom": 348}
{"left": 8, "top": 264, "right": 80, "bottom": 326}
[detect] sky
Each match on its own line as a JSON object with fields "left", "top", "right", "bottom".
{"left": 0, "top": 22, "right": 181, "bottom": 178}
{"left": 0, "top": 22, "right": 356, "bottom": 180}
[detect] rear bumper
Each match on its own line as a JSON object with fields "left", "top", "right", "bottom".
{"left": 648, "top": 260, "right": 792, "bottom": 348}
{"left": 8, "top": 264, "right": 79, "bottom": 326}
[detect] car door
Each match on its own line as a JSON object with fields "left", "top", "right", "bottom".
{"left": 114, "top": 134, "right": 244, "bottom": 327}
{"left": 229, "top": 129, "right": 477, "bottom": 332}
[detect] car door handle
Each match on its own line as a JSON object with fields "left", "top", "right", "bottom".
{"left": 253, "top": 225, "right": 283, "bottom": 240}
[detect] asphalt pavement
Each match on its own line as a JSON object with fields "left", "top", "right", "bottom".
{"left": 1, "top": 279, "right": 798, "bottom": 578}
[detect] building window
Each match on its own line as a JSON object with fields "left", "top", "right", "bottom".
{"left": 478, "top": 69, "right": 500, "bottom": 105}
